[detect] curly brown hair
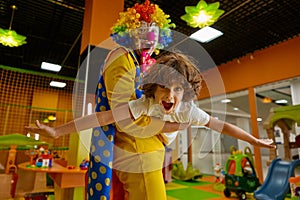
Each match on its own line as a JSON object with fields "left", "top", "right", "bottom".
{"left": 142, "top": 52, "right": 203, "bottom": 102}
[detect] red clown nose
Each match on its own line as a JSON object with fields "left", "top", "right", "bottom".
{"left": 147, "top": 31, "right": 156, "bottom": 41}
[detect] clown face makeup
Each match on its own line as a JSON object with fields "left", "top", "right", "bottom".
{"left": 129, "top": 21, "right": 159, "bottom": 56}
{"left": 111, "top": 0, "right": 175, "bottom": 53}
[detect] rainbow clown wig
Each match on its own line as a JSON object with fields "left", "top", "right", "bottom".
{"left": 110, "top": 0, "right": 176, "bottom": 51}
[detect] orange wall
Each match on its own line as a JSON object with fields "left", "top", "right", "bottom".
{"left": 80, "top": 0, "right": 124, "bottom": 53}
{"left": 200, "top": 36, "right": 300, "bottom": 99}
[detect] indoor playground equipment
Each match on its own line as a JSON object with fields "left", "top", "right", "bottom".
{"left": 263, "top": 105, "right": 300, "bottom": 164}
{"left": 172, "top": 159, "right": 202, "bottom": 181}
{"left": 223, "top": 146, "right": 260, "bottom": 200}
{"left": 0, "top": 133, "right": 48, "bottom": 199}
{"left": 254, "top": 158, "right": 300, "bottom": 200}
{"left": 289, "top": 176, "right": 300, "bottom": 200}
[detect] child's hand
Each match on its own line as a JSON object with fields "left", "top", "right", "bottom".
{"left": 256, "top": 138, "right": 276, "bottom": 149}
{"left": 25, "top": 120, "right": 58, "bottom": 139}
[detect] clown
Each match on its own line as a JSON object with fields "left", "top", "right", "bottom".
{"left": 88, "top": 1, "right": 177, "bottom": 199}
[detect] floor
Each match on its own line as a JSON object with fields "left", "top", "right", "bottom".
{"left": 166, "top": 175, "right": 293, "bottom": 200}
{"left": 4, "top": 176, "right": 249, "bottom": 200}
{"left": 2, "top": 176, "right": 295, "bottom": 200}
{"left": 166, "top": 175, "right": 243, "bottom": 200}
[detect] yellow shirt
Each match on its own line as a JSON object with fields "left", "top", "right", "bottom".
{"left": 103, "top": 46, "right": 165, "bottom": 173}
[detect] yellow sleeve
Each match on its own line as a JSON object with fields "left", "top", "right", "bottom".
{"left": 103, "top": 47, "right": 137, "bottom": 108}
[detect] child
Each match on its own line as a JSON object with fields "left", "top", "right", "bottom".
{"left": 25, "top": 52, "right": 275, "bottom": 147}
{"left": 127, "top": 51, "right": 275, "bottom": 148}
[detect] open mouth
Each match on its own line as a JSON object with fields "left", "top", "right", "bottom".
{"left": 162, "top": 101, "right": 174, "bottom": 112}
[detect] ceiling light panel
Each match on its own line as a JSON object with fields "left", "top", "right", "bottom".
{"left": 41, "top": 62, "right": 62, "bottom": 72}
{"left": 190, "top": 26, "right": 223, "bottom": 43}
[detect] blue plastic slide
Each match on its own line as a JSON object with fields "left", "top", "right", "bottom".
{"left": 254, "top": 158, "right": 300, "bottom": 200}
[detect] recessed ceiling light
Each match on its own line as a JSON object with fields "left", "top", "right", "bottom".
{"left": 190, "top": 26, "right": 223, "bottom": 43}
{"left": 50, "top": 81, "right": 66, "bottom": 88}
{"left": 41, "top": 62, "right": 62, "bottom": 72}
{"left": 233, "top": 107, "right": 239, "bottom": 111}
{"left": 221, "top": 98, "right": 231, "bottom": 103}
{"left": 257, "top": 117, "right": 262, "bottom": 122}
{"left": 275, "top": 99, "right": 288, "bottom": 104}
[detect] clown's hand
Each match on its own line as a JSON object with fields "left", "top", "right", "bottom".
{"left": 25, "top": 120, "right": 58, "bottom": 139}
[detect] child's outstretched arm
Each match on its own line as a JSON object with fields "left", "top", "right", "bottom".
{"left": 24, "top": 106, "right": 121, "bottom": 138}
{"left": 25, "top": 104, "right": 190, "bottom": 139}
{"left": 206, "top": 116, "right": 276, "bottom": 149}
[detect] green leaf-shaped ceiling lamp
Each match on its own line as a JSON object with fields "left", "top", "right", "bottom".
{"left": 0, "top": 5, "right": 27, "bottom": 47}
{"left": 181, "top": 0, "right": 225, "bottom": 28}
